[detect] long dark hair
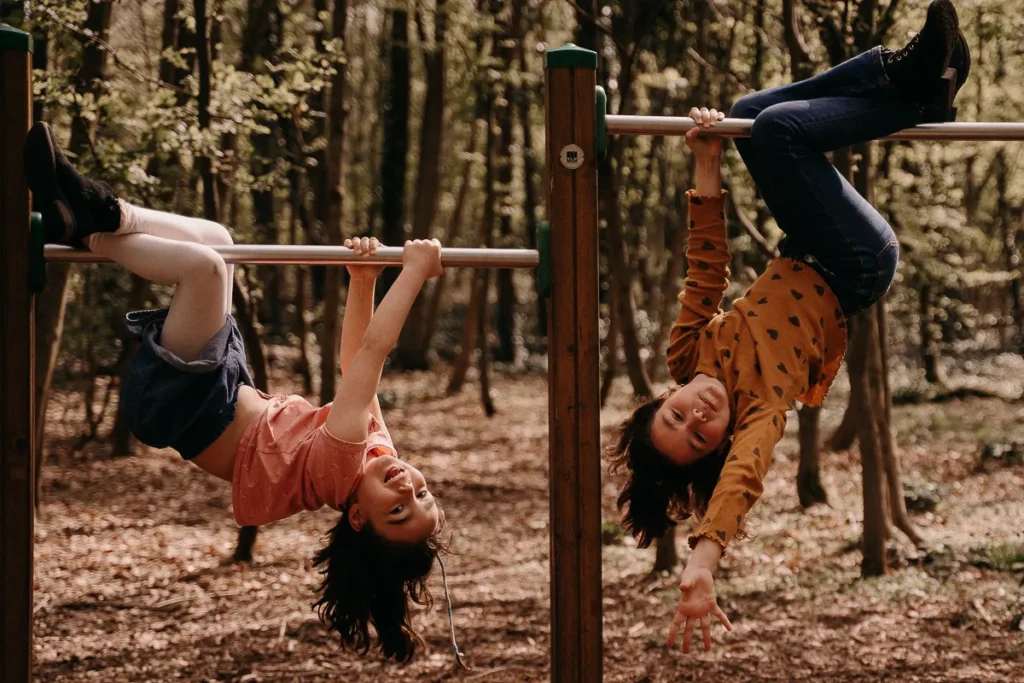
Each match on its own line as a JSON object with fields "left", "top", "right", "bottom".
{"left": 312, "top": 503, "right": 449, "bottom": 662}
{"left": 607, "top": 397, "right": 730, "bottom": 548}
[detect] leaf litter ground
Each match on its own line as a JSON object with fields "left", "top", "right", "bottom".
{"left": 33, "top": 364, "right": 1023, "bottom": 682}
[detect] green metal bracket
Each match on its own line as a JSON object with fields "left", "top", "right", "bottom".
{"left": 536, "top": 220, "right": 551, "bottom": 298}
{"left": 0, "top": 23, "right": 33, "bottom": 53}
{"left": 30, "top": 212, "right": 45, "bottom": 294}
{"left": 544, "top": 43, "right": 597, "bottom": 70}
{"left": 595, "top": 86, "right": 607, "bottom": 161}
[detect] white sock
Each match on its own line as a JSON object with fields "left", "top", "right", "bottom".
{"left": 115, "top": 199, "right": 141, "bottom": 236}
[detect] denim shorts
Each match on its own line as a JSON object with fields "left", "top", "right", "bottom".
{"left": 120, "top": 308, "right": 254, "bottom": 460}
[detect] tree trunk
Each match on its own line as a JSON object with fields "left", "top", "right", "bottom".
{"left": 394, "top": 0, "right": 447, "bottom": 369}
{"left": 194, "top": 0, "right": 218, "bottom": 220}
{"left": 876, "top": 297, "right": 925, "bottom": 548}
{"left": 109, "top": 276, "right": 150, "bottom": 457}
{"left": 919, "top": 281, "right": 944, "bottom": 384}
{"left": 477, "top": 270, "right": 496, "bottom": 416}
{"left": 424, "top": 119, "right": 482, "bottom": 348}
{"left": 796, "top": 404, "right": 828, "bottom": 507}
{"left": 233, "top": 270, "right": 271, "bottom": 392}
{"left": 492, "top": 0, "right": 518, "bottom": 365}
{"left": 599, "top": 144, "right": 653, "bottom": 400}
{"left": 652, "top": 527, "right": 678, "bottom": 573}
{"left": 648, "top": 165, "right": 689, "bottom": 381}
{"left": 599, "top": 285, "right": 620, "bottom": 407}
{"left": 34, "top": 0, "right": 114, "bottom": 510}
{"left": 285, "top": 125, "right": 313, "bottom": 394}
{"left": 449, "top": 86, "right": 496, "bottom": 396}
{"left": 377, "top": 8, "right": 411, "bottom": 298}
{"left": 448, "top": 275, "right": 483, "bottom": 396}
{"left": 516, "top": 32, "right": 543, "bottom": 336}
{"left": 317, "top": 0, "right": 350, "bottom": 405}
{"left": 849, "top": 313, "right": 888, "bottom": 577}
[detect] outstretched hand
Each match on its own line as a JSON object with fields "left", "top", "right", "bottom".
{"left": 684, "top": 106, "right": 726, "bottom": 159}
{"left": 345, "top": 236, "right": 385, "bottom": 280}
{"left": 666, "top": 564, "right": 733, "bottom": 653}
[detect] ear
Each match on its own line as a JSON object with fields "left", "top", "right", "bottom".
{"left": 658, "top": 385, "right": 680, "bottom": 400}
{"left": 347, "top": 503, "right": 365, "bottom": 532}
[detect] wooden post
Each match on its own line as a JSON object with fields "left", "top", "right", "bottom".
{"left": 0, "top": 22, "right": 35, "bottom": 683}
{"left": 544, "top": 44, "right": 601, "bottom": 683}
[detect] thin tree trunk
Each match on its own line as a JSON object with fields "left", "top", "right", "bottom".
{"left": 194, "top": 0, "right": 218, "bottom": 220}
{"left": 233, "top": 270, "right": 270, "bottom": 392}
{"left": 652, "top": 528, "right": 678, "bottom": 573}
{"left": 516, "top": 32, "right": 543, "bottom": 336}
{"left": 599, "top": 285, "right": 620, "bottom": 407}
{"left": 449, "top": 86, "right": 495, "bottom": 396}
{"left": 109, "top": 275, "right": 150, "bottom": 457}
{"left": 492, "top": 0, "right": 518, "bottom": 365}
{"left": 395, "top": 0, "right": 447, "bottom": 369}
{"left": 377, "top": 7, "right": 411, "bottom": 298}
{"left": 850, "top": 312, "right": 888, "bottom": 577}
{"left": 477, "top": 270, "right": 496, "bottom": 416}
{"left": 600, "top": 146, "right": 653, "bottom": 400}
{"left": 797, "top": 404, "right": 828, "bottom": 507}
{"left": 649, "top": 175, "right": 689, "bottom": 381}
{"left": 920, "top": 281, "right": 944, "bottom": 384}
{"left": 876, "top": 296, "right": 925, "bottom": 548}
{"left": 318, "top": 0, "right": 350, "bottom": 405}
{"left": 424, "top": 119, "right": 482, "bottom": 348}
{"left": 35, "top": 0, "right": 114, "bottom": 510}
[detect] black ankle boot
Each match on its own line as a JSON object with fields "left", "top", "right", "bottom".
{"left": 884, "top": 0, "right": 959, "bottom": 103}
{"left": 23, "top": 122, "right": 121, "bottom": 247}
{"left": 920, "top": 30, "right": 972, "bottom": 123}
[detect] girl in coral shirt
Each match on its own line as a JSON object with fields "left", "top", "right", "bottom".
{"left": 25, "top": 122, "right": 462, "bottom": 664}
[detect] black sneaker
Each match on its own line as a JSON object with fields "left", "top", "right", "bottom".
{"left": 23, "top": 121, "right": 121, "bottom": 247}
{"left": 884, "top": 0, "right": 959, "bottom": 103}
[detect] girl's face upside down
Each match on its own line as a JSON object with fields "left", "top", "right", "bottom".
{"left": 348, "top": 455, "right": 440, "bottom": 544}
{"left": 650, "top": 374, "right": 732, "bottom": 466}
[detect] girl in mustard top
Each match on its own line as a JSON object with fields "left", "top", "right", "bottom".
{"left": 609, "top": 0, "right": 970, "bottom": 655}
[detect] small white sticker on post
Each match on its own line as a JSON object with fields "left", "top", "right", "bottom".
{"left": 559, "top": 144, "right": 585, "bottom": 170}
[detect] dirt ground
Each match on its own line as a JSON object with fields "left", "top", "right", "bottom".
{"left": 32, "top": 361, "right": 1024, "bottom": 682}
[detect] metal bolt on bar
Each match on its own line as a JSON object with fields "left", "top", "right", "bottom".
{"left": 43, "top": 244, "right": 540, "bottom": 269}
{"left": 606, "top": 115, "right": 1024, "bottom": 141}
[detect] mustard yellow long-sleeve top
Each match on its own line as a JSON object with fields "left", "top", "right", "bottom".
{"left": 667, "top": 191, "right": 848, "bottom": 551}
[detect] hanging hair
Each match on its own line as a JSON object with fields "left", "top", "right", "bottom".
{"left": 312, "top": 503, "right": 450, "bottom": 662}
{"left": 607, "top": 396, "right": 731, "bottom": 548}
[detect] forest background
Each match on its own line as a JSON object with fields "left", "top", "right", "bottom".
{"left": 1, "top": 0, "right": 1023, "bottom": 680}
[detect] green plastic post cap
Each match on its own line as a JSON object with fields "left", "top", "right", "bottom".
{"left": 0, "top": 24, "right": 33, "bottom": 53}
{"left": 544, "top": 43, "right": 597, "bottom": 70}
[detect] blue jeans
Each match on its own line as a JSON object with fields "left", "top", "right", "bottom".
{"left": 730, "top": 47, "right": 918, "bottom": 316}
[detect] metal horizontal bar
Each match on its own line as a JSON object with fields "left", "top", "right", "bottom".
{"left": 43, "top": 244, "right": 540, "bottom": 269}
{"left": 606, "top": 115, "right": 1024, "bottom": 141}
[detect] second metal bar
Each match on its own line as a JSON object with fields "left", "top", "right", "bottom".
{"left": 43, "top": 244, "right": 540, "bottom": 268}
{"left": 607, "top": 115, "right": 1024, "bottom": 141}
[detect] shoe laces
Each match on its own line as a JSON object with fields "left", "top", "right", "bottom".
{"left": 888, "top": 33, "right": 919, "bottom": 63}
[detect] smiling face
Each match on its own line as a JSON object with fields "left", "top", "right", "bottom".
{"left": 650, "top": 374, "right": 732, "bottom": 466}
{"left": 348, "top": 455, "right": 440, "bottom": 544}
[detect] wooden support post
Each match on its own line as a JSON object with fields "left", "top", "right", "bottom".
{"left": 544, "top": 45, "right": 601, "bottom": 683}
{"left": 0, "top": 22, "right": 35, "bottom": 683}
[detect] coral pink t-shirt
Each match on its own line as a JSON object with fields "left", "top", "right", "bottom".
{"left": 232, "top": 393, "right": 396, "bottom": 526}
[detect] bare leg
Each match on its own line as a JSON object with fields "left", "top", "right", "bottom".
{"left": 118, "top": 201, "right": 234, "bottom": 303}
{"left": 87, "top": 231, "right": 230, "bottom": 362}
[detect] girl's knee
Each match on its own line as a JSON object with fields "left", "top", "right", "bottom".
{"left": 749, "top": 104, "right": 799, "bottom": 151}
{"left": 184, "top": 243, "right": 230, "bottom": 283}
{"left": 200, "top": 219, "right": 233, "bottom": 246}
{"left": 729, "top": 93, "right": 763, "bottom": 120}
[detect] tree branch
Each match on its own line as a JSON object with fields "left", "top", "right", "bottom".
{"left": 722, "top": 179, "right": 778, "bottom": 258}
